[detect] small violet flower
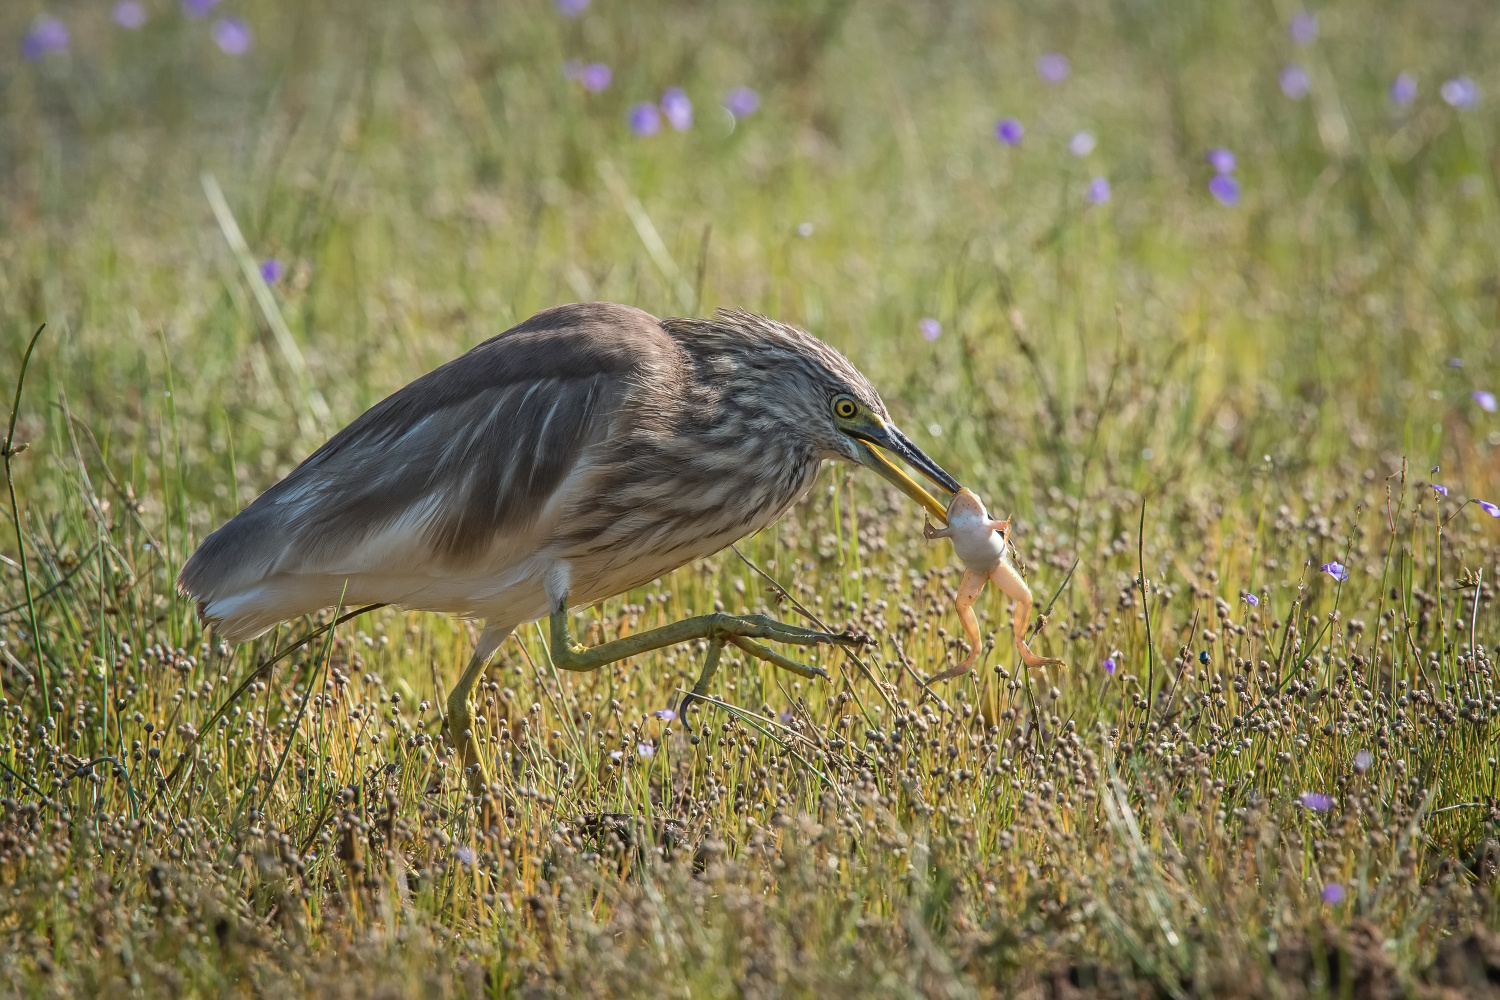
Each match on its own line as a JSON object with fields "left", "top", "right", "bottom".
{"left": 653, "top": 708, "right": 676, "bottom": 721}
{"left": 1086, "top": 177, "right": 1111, "bottom": 204}
{"left": 1320, "top": 561, "right": 1348, "bottom": 582}
{"left": 628, "top": 103, "right": 661, "bottom": 136}
{"left": 919, "top": 318, "right": 941, "bottom": 342}
{"left": 1103, "top": 657, "right": 1118, "bottom": 676}
{"left": 213, "top": 17, "right": 252, "bottom": 56}
{"left": 1209, "top": 175, "right": 1241, "bottom": 206}
{"left": 660, "top": 87, "right": 692, "bottom": 131}
{"left": 259, "top": 259, "right": 284, "bottom": 285}
{"left": 995, "top": 118, "right": 1024, "bottom": 146}
{"left": 1321, "top": 882, "right": 1346, "bottom": 904}
{"left": 1472, "top": 390, "right": 1498, "bottom": 412}
{"left": 1353, "top": 749, "right": 1373, "bottom": 772}
{"left": 1432, "top": 484, "right": 1449, "bottom": 498}
{"left": 636, "top": 742, "right": 654, "bottom": 759}
{"left": 1391, "top": 72, "right": 1418, "bottom": 107}
{"left": 1299, "top": 791, "right": 1335, "bottom": 811}
{"left": 182, "top": 0, "right": 220, "bottom": 19}
{"left": 22, "top": 17, "right": 69, "bottom": 61}
{"left": 725, "top": 87, "right": 759, "bottom": 118}
{"left": 1280, "top": 65, "right": 1310, "bottom": 99}
{"left": 1206, "top": 148, "right": 1236, "bottom": 174}
{"left": 555, "top": 0, "right": 590, "bottom": 17}
{"left": 1290, "top": 12, "right": 1318, "bottom": 46}
{"left": 1478, "top": 500, "right": 1500, "bottom": 518}
{"left": 1069, "top": 131, "right": 1096, "bottom": 156}
{"left": 580, "top": 62, "right": 611, "bottom": 93}
{"left": 1243, "top": 593, "right": 1260, "bottom": 607}
{"left": 1036, "top": 53, "right": 1070, "bottom": 83}
{"left": 1442, "top": 76, "right": 1478, "bottom": 109}
{"left": 113, "top": 2, "right": 148, "bottom": 29}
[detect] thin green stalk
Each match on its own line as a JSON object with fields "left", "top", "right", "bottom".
{"left": 3, "top": 324, "right": 52, "bottom": 726}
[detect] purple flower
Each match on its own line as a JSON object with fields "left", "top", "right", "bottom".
{"left": 1069, "top": 131, "right": 1096, "bottom": 156}
{"left": 1432, "top": 484, "right": 1449, "bottom": 498}
{"left": 22, "top": 17, "right": 69, "bottom": 61}
{"left": 182, "top": 0, "right": 220, "bottom": 19}
{"left": 1321, "top": 882, "right": 1346, "bottom": 904}
{"left": 1206, "top": 148, "right": 1236, "bottom": 174}
{"left": 1290, "top": 12, "right": 1318, "bottom": 46}
{"left": 995, "top": 118, "right": 1024, "bottom": 146}
{"left": 1353, "top": 749, "right": 1373, "bottom": 772}
{"left": 725, "top": 87, "right": 759, "bottom": 118}
{"left": 113, "top": 1, "right": 148, "bottom": 29}
{"left": 1243, "top": 593, "right": 1259, "bottom": 607}
{"left": 1320, "top": 561, "right": 1348, "bottom": 582}
{"left": 1442, "top": 77, "right": 1478, "bottom": 109}
{"left": 580, "top": 62, "right": 611, "bottom": 93}
{"left": 1086, "top": 177, "right": 1111, "bottom": 205}
{"left": 660, "top": 87, "right": 692, "bottom": 131}
{"left": 1103, "top": 657, "right": 1118, "bottom": 676}
{"left": 636, "top": 742, "right": 654, "bottom": 759}
{"left": 212, "top": 17, "right": 252, "bottom": 56}
{"left": 1391, "top": 72, "right": 1418, "bottom": 107}
{"left": 1299, "top": 791, "right": 1335, "bottom": 811}
{"left": 259, "top": 259, "right": 284, "bottom": 285}
{"left": 628, "top": 103, "right": 661, "bottom": 136}
{"left": 919, "top": 318, "right": 941, "bottom": 342}
{"left": 1478, "top": 500, "right": 1500, "bottom": 518}
{"left": 1209, "top": 175, "right": 1241, "bottom": 206}
{"left": 779, "top": 709, "right": 793, "bottom": 725}
{"left": 555, "top": 0, "right": 590, "bottom": 16}
{"left": 1280, "top": 65, "right": 1310, "bottom": 99}
{"left": 1472, "top": 390, "right": 1498, "bottom": 412}
{"left": 1036, "top": 53, "right": 1070, "bottom": 83}
{"left": 609, "top": 749, "right": 623, "bottom": 761}
{"left": 455, "top": 845, "right": 475, "bottom": 866}
{"left": 653, "top": 708, "right": 676, "bottom": 721}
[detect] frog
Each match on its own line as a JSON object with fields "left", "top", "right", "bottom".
{"left": 922, "top": 487, "right": 1064, "bottom": 682}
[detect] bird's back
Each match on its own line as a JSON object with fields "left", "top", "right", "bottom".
{"left": 177, "top": 302, "right": 685, "bottom": 640}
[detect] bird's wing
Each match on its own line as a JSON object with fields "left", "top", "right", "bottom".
{"left": 178, "top": 302, "right": 682, "bottom": 637}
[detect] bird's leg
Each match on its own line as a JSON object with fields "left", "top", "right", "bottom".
{"left": 546, "top": 595, "right": 867, "bottom": 718}
{"left": 988, "top": 560, "right": 1065, "bottom": 669}
{"left": 927, "top": 568, "right": 989, "bottom": 683}
{"left": 446, "top": 624, "right": 510, "bottom": 791}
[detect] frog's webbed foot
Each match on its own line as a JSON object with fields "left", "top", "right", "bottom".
{"left": 923, "top": 517, "right": 952, "bottom": 541}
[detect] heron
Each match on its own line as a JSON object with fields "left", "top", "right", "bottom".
{"left": 177, "top": 302, "right": 961, "bottom": 777}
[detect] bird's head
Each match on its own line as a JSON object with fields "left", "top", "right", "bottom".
{"left": 679, "top": 310, "right": 963, "bottom": 524}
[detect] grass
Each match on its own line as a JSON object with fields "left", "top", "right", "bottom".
{"left": 3, "top": 0, "right": 1500, "bottom": 995}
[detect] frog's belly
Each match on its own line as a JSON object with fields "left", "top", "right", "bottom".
{"left": 952, "top": 531, "right": 1006, "bottom": 571}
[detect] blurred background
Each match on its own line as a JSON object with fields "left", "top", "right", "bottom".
{"left": 2, "top": 0, "right": 1498, "bottom": 529}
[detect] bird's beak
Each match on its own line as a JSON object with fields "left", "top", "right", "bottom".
{"left": 848, "top": 417, "right": 962, "bottom": 525}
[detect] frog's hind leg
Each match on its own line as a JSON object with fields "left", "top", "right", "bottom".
{"left": 927, "top": 569, "right": 988, "bottom": 683}
{"left": 989, "top": 560, "right": 1065, "bottom": 669}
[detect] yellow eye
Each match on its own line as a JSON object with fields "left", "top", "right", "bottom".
{"left": 832, "top": 396, "right": 858, "bottom": 420}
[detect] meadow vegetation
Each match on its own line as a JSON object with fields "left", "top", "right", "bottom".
{"left": 3, "top": 0, "right": 1500, "bottom": 995}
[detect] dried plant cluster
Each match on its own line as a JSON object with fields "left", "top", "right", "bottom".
{"left": 3, "top": 0, "right": 1500, "bottom": 996}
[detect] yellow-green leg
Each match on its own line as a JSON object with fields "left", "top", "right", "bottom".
{"left": 546, "top": 594, "right": 866, "bottom": 719}
{"left": 446, "top": 624, "right": 510, "bottom": 791}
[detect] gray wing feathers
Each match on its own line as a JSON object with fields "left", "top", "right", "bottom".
{"left": 177, "top": 302, "right": 676, "bottom": 635}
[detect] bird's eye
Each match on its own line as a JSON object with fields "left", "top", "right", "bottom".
{"left": 831, "top": 396, "right": 858, "bottom": 420}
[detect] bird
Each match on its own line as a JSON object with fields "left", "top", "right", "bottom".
{"left": 177, "top": 302, "right": 961, "bottom": 777}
